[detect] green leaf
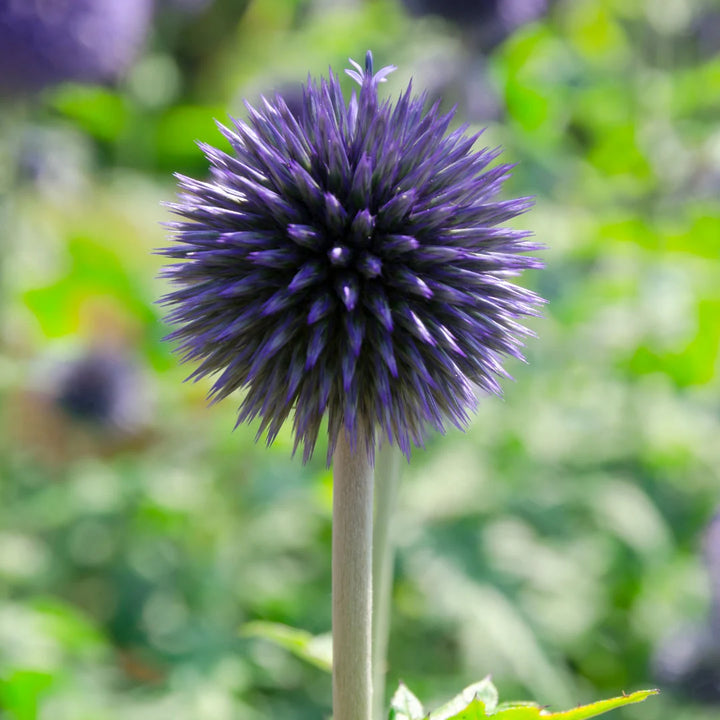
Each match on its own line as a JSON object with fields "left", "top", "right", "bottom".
{"left": 492, "top": 706, "right": 550, "bottom": 720}
{"left": 389, "top": 682, "right": 425, "bottom": 720}
{"left": 543, "top": 689, "right": 658, "bottom": 719}
{"left": 0, "top": 670, "right": 54, "bottom": 720}
{"left": 493, "top": 690, "right": 659, "bottom": 719}
{"left": 241, "top": 621, "right": 332, "bottom": 672}
{"left": 439, "top": 697, "right": 492, "bottom": 720}
{"left": 51, "top": 85, "right": 129, "bottom": 142}
{"left": 407, "top": 683, "right": 657, "bottom": 720}
{"left": 430, "top": 677, "right": 499, "bottom": 719}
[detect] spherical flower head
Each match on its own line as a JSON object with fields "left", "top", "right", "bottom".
{"left": 0, "top": 0, "right": 152, "bottom": 96}
{"left": 160, "top": 52, "right": 543, "bottom": 463}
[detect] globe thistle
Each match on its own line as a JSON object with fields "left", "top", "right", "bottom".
{"left": 0, "top": 0, "right": 152, "bottom": 95}
{"left": 160, "top": 52, "right": 542, "bottom": 463}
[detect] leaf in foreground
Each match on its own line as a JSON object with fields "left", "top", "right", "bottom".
{"left": 430, "top": 677, "right": 499, "bottom": 719}
{"left": 391, "top": 679, "right": 658, "bottom": 720}
{"left": 495, "top": 689, "right": 659, "bottom": 720}
{"left": 389, "top": 682, "right": 425, "bottom": 720}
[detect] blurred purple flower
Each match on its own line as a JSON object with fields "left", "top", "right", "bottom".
{"left": 653, "top": 624, "right": 720, "bottom": 703}
{"left": 52, "top": 349, "right": 150, "bottom": 433}
{"left": 13, "top": 346, "right": 154, "bottom": 464}
{"left": 159, "top": 0, "right": 212, "bottom": 12}
{"left": 706, "top": 512, "right": 720, "bottom": 637}
{"left": 653, "top": 513, "right": 720, "bottom": 704}
{"left": 402, "top": 0, "right": 548, "bottom": 50}
{"left": 160, "top": 52, "right": 542, "bottom": 462}
{"left": 0, "top": 0, "right": 153, "bottom": 95}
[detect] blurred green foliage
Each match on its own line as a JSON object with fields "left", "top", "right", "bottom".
{"left": 1, "top": 0, "right": 719, "bottom": 718}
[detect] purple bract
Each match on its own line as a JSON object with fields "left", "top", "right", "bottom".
{"left": 160, "top": 52, "right": 542, "bottom": 462}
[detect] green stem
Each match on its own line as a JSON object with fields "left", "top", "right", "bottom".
{"left": 332, "top": 430, "right": 374, "bottom": 720}
{"left": 372, "top": 443, "right": 402, "bottom": 720}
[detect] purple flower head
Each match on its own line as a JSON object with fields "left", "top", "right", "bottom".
{"left": 160, "top": 52, "right": 542, "bottom": 463}
{"left": 0, "top": 0, "right": 152, "bottom": 95}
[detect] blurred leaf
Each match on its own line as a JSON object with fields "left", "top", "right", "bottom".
{"left": 505, "top": 81, "right": 550, "bottom": 133}
{"left": 564, "top": 3, "right": 627, "bottom": 60}
{"left": 241, "top": 621, "right": 332, "bottom": 672}
{"left": 438, "top": 698, "right": 493, "bottom": 720}
{"left": 430, "top": 678, "right": 499, "bottom": 719}
{"left": 389, "top": 682, "right": 425, "bottom": 720}
{"left": 673, "top": 58, "right": 720, "bottom": 116}
{"left": 587, "top": 123, "right": 650, "bottom": 179}
{"left": 31, "top": 598, "right": 107, "bottom": 655}
{"left": 628, "top": 297, "right": 720, "bottom": 386}
{"left": 665, "top": 209, "right": 720, "bottom": 259}
{"left": 0, "top": 670, "right": 54, "bottom": 720}
{"left": 52, "top": 86, "right": 129, "bottom": 142}
{"left": 23, "top": 234, "right": 152, "bottom": 338}
{"left": 155, "top": 104, "right": 230, "bottom": 169}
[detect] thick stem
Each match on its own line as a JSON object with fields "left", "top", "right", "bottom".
{"left": 333, "top": 431, "right": 374, "bottom": 720}
{"left": 372, "top": 443, "right": 402, "bottom": 720}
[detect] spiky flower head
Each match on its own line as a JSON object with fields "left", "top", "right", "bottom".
{"left": 160, "top": 52, "right": 542, "bottom": 462}
{"left": 0, "top": 0, "right": 152, "bottom": 95}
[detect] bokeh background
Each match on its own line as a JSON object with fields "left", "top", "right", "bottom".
{"left": 1, "top": 0, "right": 720, "bottom": 718}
